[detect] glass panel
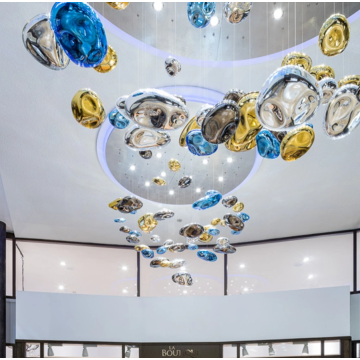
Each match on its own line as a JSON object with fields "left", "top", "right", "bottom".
{"left": 357, "top": 231, "right": 360, "bottom": 291}
{"left": 6, "top": 345, "right": 13, "bottom": 358}
{"left": 356, "top": 343, "right": 360, "bottom": 358}
{"left": 6, "top": 239, "right": 12, "bottom": 296}
{"left": 324, "top": 340, "right": 340, "bottom": 356}
{"left": 228, "top": 234, "right": 353, "bottom": 295}
{"left": 25, "top": 343, "right": 40, "bottom": 358}
{"left": 223, "top": 344, "right": 237, "bottom": 358}
{"left": 16, "top": 242, "right": 137, "bottom": 296}
{"left": 125, "top": 345, "right": 139, "bottom": 358}
{"left": 44, "top": 343, "right": 122, "bottom": 358}
{"left": 140, "top": 248, "right": 224, "bottom": 296}
{"left": 239, "top": 342, "right": 321, "bottom": 357}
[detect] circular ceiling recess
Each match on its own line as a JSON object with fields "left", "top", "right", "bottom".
{"left": 105, "top": 100, "right": 257, "bottom": 205}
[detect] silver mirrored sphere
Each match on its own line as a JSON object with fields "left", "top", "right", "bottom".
{"left": 319, "top": 78, "right": 338, "bottom": 105}
{"left": 117, "top": 196, "right": 143, "bottom": 213}
{"left": 222, "top": 196, "right": 238, "bottom": 208}
{"left": 223, "top": 2, "right": 252, "bottom": 24}
{"left": 223, "top": 88, "right": 246, "bottom": 102}
{"left": 214, "top": 244, "right": 237, "bottom": 254}
{"left": 165, "top": 56, "right": 181, "bottom": 77}
{"left": 125, "top": 126, "right": 171, "bottom": 151}
{"left": 126, "top": 235, "right": 140, "bottom": 244}
{"left": 179, "top": 223, "right": 205, "bottom": 238}
{"left": 153, "top": 208, "right": 175, "bottom": 221}
{"left": 223, "top": 214, "right": 245, "bottom": 232}
{"left": 169, "top": 259, "right": 186, "bottom": 269}
{"left": 196, "top": 104, "right": 214, "bottom": 127}
{"left": 150, "top": 235, "right": 161, "bottom": 243}
{"left": 178, "top": 176, "right": 192, "bottom": 188}
{"left": 168, "top": 243, "right": 186, "bottom": 253}
{"left": 172, "top": 272, "right": 193, "bottom": 286}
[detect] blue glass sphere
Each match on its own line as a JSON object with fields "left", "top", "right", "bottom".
{"left": 192, "top": 190, "right": 222, "bottom": 210}
{"left": 156, "top": 246, "right": 167, "bottom": 255}
{"left": 50, "top": 2, "right": 107, "bottom": 67}
{"left": 141, "top": 249, "right": 155, "bottom": 259}
{"left": 130, "top": 210, "right": 137, "bottom": 215}
{"left": 187, "top": 2, "right": 216, "bottom": 29}
{"left": 186, "top": 130, "right": 218, "bottom": 156}
{"left": 187, "top": 243, "right": 198, "bottom": 251}
{"left": 256, "top": 130, "right": 280, "bottom": 159}
{"left": 114, "top": 218, "right": 125, "bottom": 223}
{"left": 208, "top": 228, "right": 220, "bottom": 236}
{"left": 197, "top": 250, "right": 217, "bottom": 262}
{"left": 231, "top": 230, "right": 242, "bottom": 235}
{"left": 109, "top": 109, "right": 130, "bottom": 129}
{"left": 129, "top": 230, "right": 142, "bottom": 237}
{"left": 237, "top": 213, "right": 250, "bottom": 222}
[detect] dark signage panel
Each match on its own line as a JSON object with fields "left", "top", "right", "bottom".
{"left": 141, "top": 344, "right": 221, "bottom": 358}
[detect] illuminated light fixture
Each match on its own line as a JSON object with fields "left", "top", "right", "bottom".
{"left": 203, "top": 159, "right": 208, "bottom": 164}
{"left": 122, "top": 266, "right": 128, "bottom": 271}
{"left": 196, "top": 188, "right": 201, "bottom": 193}
{"left": 269, "top": 344, "right": 275, "bottom": 356}
{"left": 169, "top": 190, "right": 174, "bottom": 195}
{"left": 302, "top": 343, "right": 309, "bottom": 355}
{"left": 156, "top": 152, "right": 162, "bottom": 158}
{"left": 273, "top": 8, "right": 283, "bottom": 19}
{"left": 145, "top": 181, "right": 150, "bottom": 186}
{"left": 303, "top": 257, "right": 310, "bottom": 262}
{"left": 123, "top": 289, "right": 128, "bottom": 293}
{"left": 241, "top": 345, "right": 249, "bottom": 357}
{"left": 210, "top": 15, "right": 219, "bottom": 26}
{"left": 152, "top": 2, "right": 163, "bottom": 11}
{"left": 218, "top": 176, "right": 224, "bottom": 182}
{"left": 244, "top": 287, "right": 248, "bottom": 292}
{"left": 240, "top": 264, "right": 245, "bottom": 268}
{"left": 227, "top": 157, "right": 233, "bottom": 163}
{"left": 130, "top": 165, "right": 135, "bottom": 171}
{"left": 308, "top": 274, "right": 314, "bottom": 279}
{"left": 161, "top": 172, "right": 166, "bottom": 177}
{"left": 183, "top": 290, "right": 187, "bottom": 294}
{"left": 60, "top": 261, "right": 66, "bottom": 266}
{"left": 58, "top": 285, "right": 64, "bottom": 290}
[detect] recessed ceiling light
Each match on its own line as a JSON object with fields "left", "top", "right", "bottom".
{"left": 227, "top": 157, "right": 233, "bottom": 163}
{"left": 303, "top": 257, "right": 310, "bottom": 263}
{"left": 308, "top": 274, "right": 314, "bottom": 279}
{"left": 210, "top": 15, "right": 219, "bottom": 26}
{"left": 203, "top": 159, "right": 208, "bottom": 164}
{"left": 196, "top": 188, "right": 201, "bottom": 193}
{"left": 244, "top": 288, "right": 248, "bottom": 292}
{"left": 130, "top": 165, "right": 135, "bottom": 171}
{"left": 122, "top": 266, "right": 128, "bottom": 271}
{"left": 60, "top": 261, "right": 66, "bottom": 266}
{"left": 218, "top": 176, "right": 224, "bottom": 182}
{"left": 58, "top": 285, "right": 64, "bottom": 290}
{"left": 156, "top": 153, "right": 162, "bottom": 158}
{"left": 153, "top": 2, "right": 163, "bottom": 11}
{"left": 123, "top": 289, "right": 128, "bottom": 293}
{"left": 145, "top": 181, "right": 150, "bottom": 186}
{"left": 169, "top": 190, "right": 174, "bottom": 195}
{"left": 240, "top": 264, "right": 245, "bottom": 268}
{"left": 274, "top": 8, "right": 283, "bottom": 19}
{"left": 161, "top": 172, "right": 166, "bottom": 177}
{"left": 183, "top": 290, "right": 187, "bottom": 294}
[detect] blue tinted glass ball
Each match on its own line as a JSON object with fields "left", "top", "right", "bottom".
{"left": 187, "top": 2, "right": 216, "bottom": 29}
{"left": 188, "top": 243, "right": 198, "bottom": 250}
{"left": 130, "top": 210, "right": 137, "bottom": 215}
{"left": 231, "top": 230, "right": 242, "bottom": 235}
{"left": 114, "top": 218, "right": 125, "bottom": 223}
{"left": 141, "top": 249, "right": 155, "bottom": 259}
{"left": 197, "top": 250, "right": 217, "bottom": 262}
{"left": 109, "top": 109, "right": 130, "bottom": 129}
{"left": 129, "top": 230, "right": 142, "bottom": 237}
{"left": 256, "top": 130, "right": 280, "bottom": 159}
{"left": 156, "top": 246, "right": 167, "bottom": 255}
{"left": 192, "top": 190, "right": 222, "bottom": 210}
{"left": 186, "top": 130, "right": 218, "bottom": 156}
{"left": 50, "top": 2, "right": 107, "bottom": 67}
{"left": 208, "top": 228, "right": 220, "bottom": 236}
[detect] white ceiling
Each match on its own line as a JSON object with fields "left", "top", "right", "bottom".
{"left": 0, "top": 2, "right": 360, "bottom": 247}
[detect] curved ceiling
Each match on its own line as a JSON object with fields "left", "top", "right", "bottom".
{"left": 0, "top": 2, "right": 360, "bottom": 247}
{"left": 91, "top": 2, "right": 360, "bottom": 61}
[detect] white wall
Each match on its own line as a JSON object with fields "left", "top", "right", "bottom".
{"left": 351, "top": 293, "right": 360, "bottom": 340}
{"left": 17, "top": 286, "right": 350, "bottom": 343}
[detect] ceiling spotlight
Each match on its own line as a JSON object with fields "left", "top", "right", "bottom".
{"left": 218, "top": 176, "right": 224, "bottom": 182}
{"left": 161, "top": 172, "right": 166, "bottom": 177}
{"left": 244, "top": 288, "right": 248, "bottom": 292}
{"left": 302, "top": 343, "right": 309, "bottom": 355}
{"left": 156, "top": 153, "right": 162, "bottom": 158}
{"left": 145, "top": 181, "right": 150, "bottom": 186}
{"left": 196, "top": 188, "right": 201, "bottom": 193}
{"left": 203, "top": 159, "right": 208, "bottom": 164}
{"left": 60, "top": 261, "right": 66, "bottom": 266}
{"left": 308, "top": 274, "right": 314, "bottom": 279}
{"left": 169, "top": 190, "right": 174, "bottom": 195}
{"left": 130, "top": 165, "right": 135, "bottom": 171}
{"left": 269, "top": 344, "right": 275, "bottom": 356}
{"left": 123, "top": 289, "right": 128, "bottom": 293}
{"left": 210, "top": 15, "right": 219, "bottom": 26}
{"left": 240, "top": 264, "right": 245, "bottom": 268}
{"left": 153, "top": 2, "right": 163, "bottom": 11}
{"left": 241, "top": 345, "right": 249, "bottom": 357}
{"left": 303, "top": 257, "right": 310, "bottom": 263}
{"left": 183, "top": 290, "right": 187, "bottom": 294}
{"left": 273, "top": 8, "right": 283, "bottom": 19}
{"left": 227, "top": 157, "right": 233, "bottom": 163}
{"left": 122, "top": 266, "right": 128, "bottom": 271}
{"left": 58, "top": 285, "right": 64, "bottom": 290}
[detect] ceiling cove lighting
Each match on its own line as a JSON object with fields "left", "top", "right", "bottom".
{"left": 273, "top": 8, "right": 283, "bottom": 20}
{"left": 241, "top": 345, "right": 249, "bottom": 357}
{"left": 153, "top": 2, "right": 163, "bottom": 11}
{"left": 210, "top": 15, "right": 219, "bottom": 26}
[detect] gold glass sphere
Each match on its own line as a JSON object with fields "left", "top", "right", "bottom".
{"left": 160, "top": 259, "right": 171, "bottom": 267}
{"left": 71, "top": 89, "right": 105, "bottom": 129}
{"left": 310, "top": 65, "right": 335, "bottom": 81}
{"left": 280, "top": 124, "right": 315, "bottom": 162}
{"left": 319, "top": 14, "right": 350, "bottom": 57}
{"left": 199, "top": 232, "right": 213, "bottom": 243}
{"left": 220, "top": 220, "right": 226, "bottom": 227}
{"left": 179, "top": 116, "right": 199, "bottom": 147}
{"left": 211, "top": 218, "right": 221, "bottom": 226}
{"left": 134, "top": 244, "right": 150, "bottom": 252}
{"left": 168, "top": 159, "right": 181, "bottom": 172}
{"left": 94, "top": 45, "right": 117, "bottom": 73}
{"left": 106, "top": 2, "right": 129, "bottom": 10}
{"left": 338, "top": 75, "right": 360, "bottom": 88}
{"left": 108, "top": 198, "right": 122, "bottom": 210}
{"left": 138, "top": 213, "right": 158, "bottom": 233}
{"left": 152, "top": 177, "right": 167, "bottom": 186}
{"left": 281, "top": 52, "right": 312, "bottom": 72}
{"left": 233, "top": 202, "right": 244, "bottom": 212}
